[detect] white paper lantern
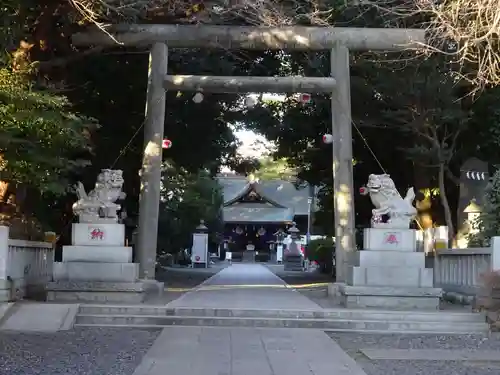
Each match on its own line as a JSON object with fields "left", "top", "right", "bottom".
{"left": 244, "top": 96, "right": 257, "bottom": 108}
{"left": 192, "top": 92, "right": 204, "bottom": 103}
{"left": 322, "top": 134, "right": 333, "bottom": 144}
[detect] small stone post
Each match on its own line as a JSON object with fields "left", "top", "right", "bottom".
{"left": 0, "top": 225, "right": 9, "bottom": 301}
{"left": 192, "top": 220, "right": 209, "bottom": 268}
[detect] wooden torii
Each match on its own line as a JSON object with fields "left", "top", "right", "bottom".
{"left": 72, "top": 24, "right": 426, "bottom": 281}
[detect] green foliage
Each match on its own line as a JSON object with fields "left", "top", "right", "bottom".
{"left": 469, "top": 169, "right": 500, "bottom": 246}
{"left": 305, "top": 237, "right": 334, "bottom": 273}
{"left": 0, "top": 68, "right": 95, "bottom": 194}
{"left": 157, "top": 162, "right": 223, "bottom": 256}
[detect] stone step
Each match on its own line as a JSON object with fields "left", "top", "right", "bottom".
{"left": 74, "top": 314, "right": 489, "bottom": 334}
{"left": 78, "top": 305, "right": 485, "bottom": 323}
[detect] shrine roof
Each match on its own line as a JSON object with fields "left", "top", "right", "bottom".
{"left": 223, "top": 204, "right": 294, "bottom": 223}
{"left": 217, "top": 175, "right": 314, "bottom": 216}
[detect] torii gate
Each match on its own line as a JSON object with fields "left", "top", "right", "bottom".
{"left": 73, "top": 25, "right": 426, "bottom": 281}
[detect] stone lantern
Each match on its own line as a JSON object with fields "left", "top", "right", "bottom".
{"left": 284, "top": 223, "right": 304, "bottom": 271}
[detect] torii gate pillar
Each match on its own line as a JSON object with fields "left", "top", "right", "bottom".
{"left": 331, "top": 43, "right": 355, "bottom": 282}
{"left": 136, "top": 42, "right": 168, "bottom": 279}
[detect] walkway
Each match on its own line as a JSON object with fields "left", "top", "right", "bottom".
{"left": 166, "top": 263, "right": 322, "bottom": 310}
{"left": 133, "top": 264, "right": 368, "bottom": 375}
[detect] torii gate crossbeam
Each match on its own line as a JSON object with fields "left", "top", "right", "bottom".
{"left": 72, "top": 25, "right": 426, "bottom": 281}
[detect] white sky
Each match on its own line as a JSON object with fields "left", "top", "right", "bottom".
{"left": 234, "top": 93, "right": 283, "bottom": 158}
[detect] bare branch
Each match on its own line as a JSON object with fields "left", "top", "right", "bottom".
{"left": 358, "top": 0, "right": 500, "bottom": 88}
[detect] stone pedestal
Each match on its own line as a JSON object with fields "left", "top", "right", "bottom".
{"left": 337, "top": 228, "right": 442, "bottom": 310}
{"left": 47, "top": 223, "right": 162, "bottom": 303}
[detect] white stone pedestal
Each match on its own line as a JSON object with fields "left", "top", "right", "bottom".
{"left": 337, "top": 228, "right": 442, "bottom": 310}
{"left": 47, "top": 223, "right": 162, "bottom": 303}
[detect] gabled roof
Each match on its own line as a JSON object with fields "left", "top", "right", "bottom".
{"left": 223, "top": 204, "right": 294, "bottom": 223}
{"left": 217, "top": 175, "right": 315, "bottom": 216}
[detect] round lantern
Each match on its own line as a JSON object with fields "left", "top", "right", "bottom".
{"left": 359, "top": 186, "right": 368, "bottom": 196}
{"left": 192, "top": 92, "right": 204, "bottom": 103}
{"left": 244, "top": 96, "right": 257, "bottom": 108}
{"left": 299, "top": 93, "right": 311, "bottom": 104}
{"left": 162, "top": 139, "right": 172, "bottom": 149}
{"left": 322, "top": 134, "right": 333, "bottom": 144}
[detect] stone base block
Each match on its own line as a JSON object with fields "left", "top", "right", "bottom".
{"left": 349, "top": 250, "right": 425, "bottom": 268}
{"left": 62, "top": 245, "right": 132, "bottom": 263}
{"left": 72, "top": 223, "right": 125, "bottom": 247}
{"left": 346, "top": 265, "right": 433, "bottom": 287}
{"left": 0, "top": 288, "right": 9, "bottom": 302}
{"left": 53, "top": 262, "right": 138, "bottom": 282}
{"left": 46, "top": 281, "right": 149, "bottom": 303}
{"left": 363, "top": 228, "right": 416, "bottom": 251}
{"left": 338, "top": 284, "right": 442, "bottom": 310}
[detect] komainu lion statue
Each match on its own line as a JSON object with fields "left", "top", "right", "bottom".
{"left": 360, "top": 174, "right": 417, "bottom": 229}
{"left": 72, "top": 169, "right": 126, "bottom": 223}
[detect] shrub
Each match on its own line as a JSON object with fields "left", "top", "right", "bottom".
{"left": 305, "top": 237, "right": 335, "bottom": 274}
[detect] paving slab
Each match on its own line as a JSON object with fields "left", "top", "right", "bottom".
{"left": 0, "top": 302, "right": 78, "bottom": 332}
{"left": 166, "top": 264, "right": 322, "bottom": 310}
{"left": 132, "top": 326, "right": 368, "bottom": 375}
{"left": 361, "top": 348, "right": 500, "bottom": 361}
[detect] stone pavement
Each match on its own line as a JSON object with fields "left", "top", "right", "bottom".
{"left": 132, "top": 264, "right": 368, "bottom": 375}
{"left": 167, "top": 263, "right": 322, "bottom": 310}
{"left": 132, "top": 326, "right": 368, "bottom": 375}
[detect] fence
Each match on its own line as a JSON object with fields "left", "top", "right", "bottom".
{"left": 433, "top": 237, "right": 500, "bottom": 295}
{"left": 0, "top": 226, "right": 54, "bottom": 301}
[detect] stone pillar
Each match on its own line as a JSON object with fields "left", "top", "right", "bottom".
{"left": 491, "top": 237, "right": 500, "bottom": 271}
{"left": 137, "top": 42, "right": 169, "bottom": 280}
{"left": 0, "top": 226, "right": 9, "bottom": 301}
{"left": 331, "top": 43, "right": 356, "bottom": 282}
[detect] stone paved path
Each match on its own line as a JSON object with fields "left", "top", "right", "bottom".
{"left": 133, "top": 264, "right": 368, "bottom": 375}
{"left": 166, "top": 263, "right": 323, "bottom": 310}
{"left": 132, "top": 326, "right": 368, "bottom": 375}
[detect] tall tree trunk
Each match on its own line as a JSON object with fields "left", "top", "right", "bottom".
{"left": 438, "top": 163, "right": 455, "bottom": 247}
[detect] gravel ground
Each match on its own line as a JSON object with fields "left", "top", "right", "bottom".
{"left": 0, "top": 327, "right": 160, "bottom": 375}
{"left": 328, "top": 332, "right": 500, "bottom": 375}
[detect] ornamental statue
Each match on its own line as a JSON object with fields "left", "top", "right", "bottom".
{"left": 359, "top": 174, "right": 417, "bottom": 229}
{"left": 72, "top": 169, "right": 126, "bottom": 223}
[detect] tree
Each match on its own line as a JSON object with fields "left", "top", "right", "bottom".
{"left": 254, "top": 157, "right": 296, "bottom": 180}
{"left": 362, "top": 0, "right": 500, "bottom": 88}
{"left": 469, "top": 169, "right": 500, "bottom": 246}
{"left": 157, "top": 161, "right": 223, "bottom": 259}
{"left": 0, "top": 65, "right": 95, "bottom": 238}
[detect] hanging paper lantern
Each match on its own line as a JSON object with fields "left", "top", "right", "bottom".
{"left": 257, "top": 227, "right": 266, "bottom": 236}
{"left": 322, "top": 134, "right": 333, "bottom": 144}
{"left": 244, "top": 96, "right": 257, "bottom": 108}
{"left": 359, "top": 186, "right": 368, "bottom": 196}
{"left": 192, "top": 92, "right": 204, "bottom": 103}
{"left": 299, "top": 93, "right": 311, "bottom": 104}
{"left": 235, "top": 226, "right": 243, "bottom": 235}
{"left": 162, "top": 139, "right": 172, "bottom": 149}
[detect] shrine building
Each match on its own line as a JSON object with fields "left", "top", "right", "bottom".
{"left": 217, "top": 174, "right": 316, "bottom": 262}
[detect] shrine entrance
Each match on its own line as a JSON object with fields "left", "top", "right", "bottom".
{"left": 72, "top": 24, "right": 426, "bottom": 281}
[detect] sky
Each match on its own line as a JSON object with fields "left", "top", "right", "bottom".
{"left": 233, "top": 93, "right": 283, "bottom": 158}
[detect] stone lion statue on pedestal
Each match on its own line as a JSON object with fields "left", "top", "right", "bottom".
{"left": 72, "top": 169, "right": 126, "bottom": 223}
{"left": 360, "top": 174, "right": 417, "bottom": 229}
